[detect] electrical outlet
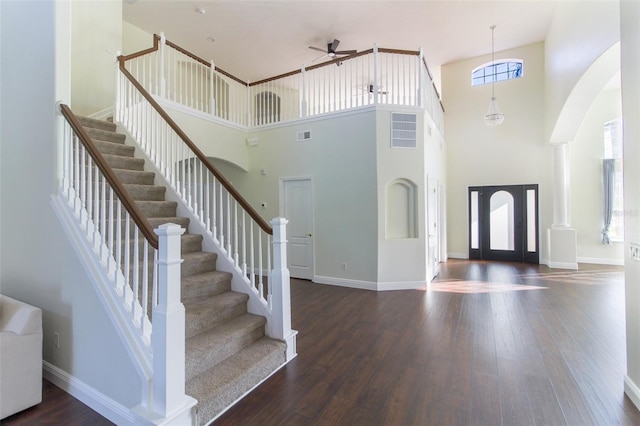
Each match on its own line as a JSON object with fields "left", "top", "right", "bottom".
{"left": 630, "top": 243, "right": 640, "bottom": 261}
{"left": 53, "top": 332, "right": 60, "bottom": 349}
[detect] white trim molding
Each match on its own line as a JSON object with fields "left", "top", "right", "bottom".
{"left": 313, "top": 275, "right": 427, "bottom": 292}
{"left": 43, "top": 362, "right": 135, "bottom": 425}
{"left": 625, "top": 375, "right": 640, "bottom": 411}
{"left": 576, "top": 256, "right": 624, "bottom": 266}
{"left": 447, "top": 252, "right": 469, "bottom": 260}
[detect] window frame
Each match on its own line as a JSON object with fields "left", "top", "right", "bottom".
{"left": 471, "top": 58, "right": 524, "bottom": 86}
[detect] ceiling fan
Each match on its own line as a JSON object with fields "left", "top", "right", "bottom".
{"left": 364, "top": 84, "right": 389, "bottom": 95}
{"left": 309, "top": 39, "right": 357, "bottom": 62}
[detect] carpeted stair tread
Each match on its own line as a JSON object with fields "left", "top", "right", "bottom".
{"left": 113, "top": 169, "right": 155, "bottom": 185}
{"left": 85, "top": 127, "right": 126, "bottom": 144}
{"left": 103, "top": 154, "right": 145, "bottom": 171}
{"left": 182, "top": 270, "right": 232, "bottom": 300}
{"left": 118, "top": 233, "right": 202, "bottom": 257}
{"left": 184, "top": 291, "right": 248, "bottom": 339}
{"left": 185, "top": 313, "right": 266, "bottom": 381}
{"left": 187, "top": 337, "right": 286, "bottom": 425}
{"left": 182, "top": 251, "right": 218, "bottom": 278}
{"left": 78, "top": 116, "right": 117, "bottom": 132}
{"left": 94, "top": 140, "right": 135, "bottom": 157}
{"left": 124, "top": 184, "right": 166, "bottom": 201}
{"left": 146, "top": 216, "right": 190, "bottom": 229}
{"left": 181, "top": 233, "right": 204, "bottom": 254}
{"left": 135, "top": 200, "right": 178, "bottom": 218}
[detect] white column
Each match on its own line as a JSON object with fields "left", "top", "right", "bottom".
{"left": 152, "top": 223, "right": 187, "bottom": 417}
{"left": 548, "top": 141, "right": 578, "bottom": 269}
{"left": 267, "top": 218, "right": 297, "bottom": 361}
{"left": 552, "top": 142, "right": 570, "bottom": 227}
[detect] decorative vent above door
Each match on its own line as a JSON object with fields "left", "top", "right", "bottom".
{"left": 391, "top": 113, "right": 417, "bottom": 148}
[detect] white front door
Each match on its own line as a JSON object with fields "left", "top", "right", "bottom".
{"left": 282, "top": 178, "right": 314, "bottom": 280}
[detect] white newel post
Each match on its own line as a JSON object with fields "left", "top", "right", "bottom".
{"left": 114, "top": 51, "right": 122, "bottom": 122}
{"left": 301, "top": 65, "right": 308, "bottom": 118}
{"left": 209, "top": 60, "right": 216, "bottom": 116}
{"left": 268, "top": 218, "right": 297, "bottom": 361}
{"left": 159, "top": 33, "right": 166, "bottom": 98}
{"left": 152, "top": 223, "right": 190, "bottom": 417}
{"left": 418, "top": 48, "right": 424, "bottom": 108}
{"left": 373, "top": 44, "right": 379, "bottom": 105}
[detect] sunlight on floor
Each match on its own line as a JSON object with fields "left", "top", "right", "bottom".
{"left": 428, "top": 280, "right": 547, "bottom": 294}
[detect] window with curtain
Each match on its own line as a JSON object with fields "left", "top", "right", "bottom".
{"left": 602, "top": 118, "right": 624, "bottom": 243}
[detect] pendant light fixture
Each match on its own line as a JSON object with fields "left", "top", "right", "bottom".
{"left": 484, "top": 25, "right": 505, "bottom": 126}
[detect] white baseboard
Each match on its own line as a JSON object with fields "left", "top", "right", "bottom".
{"left": 314, "top": 275, "right": 377, "bottom": 291}
{"left": 447, "top": 252, "right": 469, "bottom": 259}
{"left": 43, "top": 362, "right": 135, "bottom": 425}
{"left": 377, "top": 280, "right": 427, "bottom": 291}
{"left": 88, "top": 107, "right": 113, "bottom": 121}
{"left": 577, "top": 256, "right": 624, "bottom": 266}
{"left": 313, "top": 276, "right": 427, "bottom": 291}
{"left": 547, "top": 261, "right": 578, "bottom": 270}
{"left": 625, "top": 375, "right": 640, "bottom": 411}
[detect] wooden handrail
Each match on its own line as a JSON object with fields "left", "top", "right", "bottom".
{"left": 122, "top": 34, "right": 444, "bottom": 112}
{"left": 59, "top": 104, "right": 159, "bottom": 249}
{"left": 118, "top": 57, "right": 273, "bottom": 235}
{"left": 421, "top": 57, "right": 445, "bottom": 113}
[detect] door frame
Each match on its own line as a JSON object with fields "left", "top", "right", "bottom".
{"left": 279, "top": 176, "right": 315, "bottom": 279}
{"left": 468, "top": 184, "right": 539, "bottom": 264}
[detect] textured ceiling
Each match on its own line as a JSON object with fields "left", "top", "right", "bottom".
{"left": 123, "top": 0, "right": 559, "bottom": 88}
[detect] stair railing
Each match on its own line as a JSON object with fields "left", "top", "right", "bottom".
{"left": 122, "top": 33, "right": 249, "bottom": 126}
{"left": 116, "top": 58, "right": 295, "bottom": 356}
{"left": 123, "top": 34, "right": 444, "bottom": 134}
{"left": 57, "top": 104, "right": 194, "bottom": 420}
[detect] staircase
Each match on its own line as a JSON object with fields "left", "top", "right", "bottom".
{"left": 77, "top": 115, "right": 286, "bottom": 425}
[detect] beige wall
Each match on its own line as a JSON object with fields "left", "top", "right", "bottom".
{"left": 570, "top": 86, "right": 624, "bottom": 264}
{"left": 71, "top": 0, "right": 122, "bottom": 116}
{"left": 621, "top": 0, "right": 640, "bottom": 411}
{"left": 442, "top": 42, "right": 552, "bottom": 260}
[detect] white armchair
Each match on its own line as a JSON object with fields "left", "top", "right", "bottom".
{"left": 0, "top": 294, "right": 43, "bottom": 419}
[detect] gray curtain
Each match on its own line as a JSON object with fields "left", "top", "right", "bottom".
{"left": 602, "top": 158, "right": 615, "bottom": 244}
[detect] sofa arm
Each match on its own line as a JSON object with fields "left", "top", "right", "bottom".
{"left": 0, "top": 295, "right": 42, "bottom": 336}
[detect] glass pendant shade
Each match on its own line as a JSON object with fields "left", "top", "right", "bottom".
{"left": 484, "top": 96, "right": 504, "bottom": 126}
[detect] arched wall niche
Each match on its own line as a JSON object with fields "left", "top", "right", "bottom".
{"left": 386, "top": 178, "right": 418, "bottom": 239}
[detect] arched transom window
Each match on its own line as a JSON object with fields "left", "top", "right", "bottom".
{"left": 472, "top": 59, "right": 523, "bottom": 86}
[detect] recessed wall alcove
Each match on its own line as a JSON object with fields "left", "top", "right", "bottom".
{"left": 386, "top": 178, "right": 418, "bottom": 239}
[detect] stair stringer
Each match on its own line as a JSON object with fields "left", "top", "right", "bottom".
{"left": 51, "top": 192, "right": 154, "bottom": 420}
{"left": 116, "top": 125, "right": 273, "bottom": 324}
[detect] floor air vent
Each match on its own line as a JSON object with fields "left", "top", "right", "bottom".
{"left": 391, "top": 113, "right": 417, "bottom": 148}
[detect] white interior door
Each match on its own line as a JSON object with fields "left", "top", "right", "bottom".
{"left": 282, "top": 178, "right": 314, "bottom": 280}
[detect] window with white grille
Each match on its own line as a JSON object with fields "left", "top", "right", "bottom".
{"left": 391, "top": 113, "right": 417, "bottom": 148}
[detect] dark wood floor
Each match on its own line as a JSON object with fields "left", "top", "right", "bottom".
{"left": 1, "top": 379, "right": 113, "bottom": 425}
{"left": 216, "top": 260, "right": 640, "bottom": 425}
{"left": 4, "top": 260, "right": 639, "bottom": 425}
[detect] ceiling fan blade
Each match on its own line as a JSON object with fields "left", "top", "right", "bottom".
{"left": 309, "top": 46, "right": 327, "bottom": 53}
{"left": 330, "top": 39, "right": 341, "bottom": 52}
{"left": 312, "top": 53, "right": 330, "bottom": 62}
{"left": 334, "top": 49, "right": 357, "bottom": 55}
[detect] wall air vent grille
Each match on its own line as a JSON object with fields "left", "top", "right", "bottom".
{"left": 297, "top": 130, "right": 312, "bottom": 142}
{"left": 391, "top": 113, "right": 417, "bottom": 148}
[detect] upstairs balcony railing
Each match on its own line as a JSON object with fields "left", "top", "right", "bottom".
{"left": 123, "top": 34, "right": 444, "bottom": 133}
